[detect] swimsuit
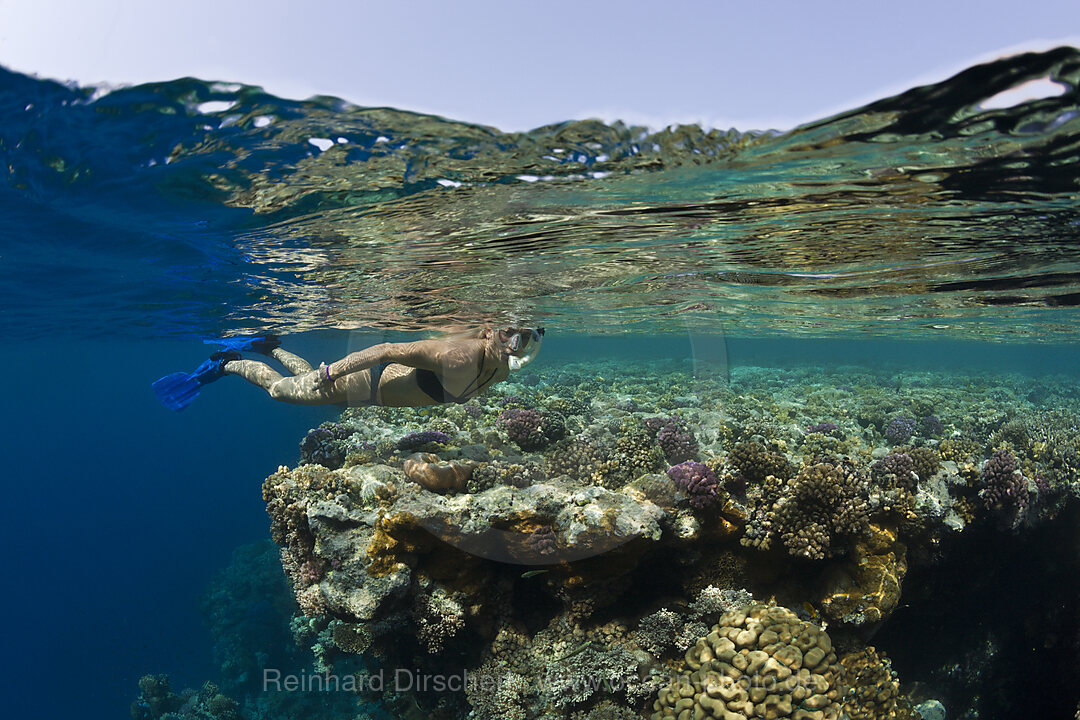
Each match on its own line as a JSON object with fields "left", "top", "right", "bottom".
{"left": 415, "top": 355, "right": 496, "bottom": 404}
{"left": 369, "top": 362, "right": 389, "bottom": 405}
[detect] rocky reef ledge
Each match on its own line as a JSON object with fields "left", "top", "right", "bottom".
{"left": 256, "top": 360, "right": 1080, "bottom": 720}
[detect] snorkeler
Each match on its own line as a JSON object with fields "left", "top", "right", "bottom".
{"left": 151, "top": 327, "right": 544, "bottom": 410}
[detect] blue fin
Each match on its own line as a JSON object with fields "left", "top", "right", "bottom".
{"left": 152, "top": 372, "right": 203, "bottom": 411}
{"left": 152, "top": 351, "right": 240, "bottom": 411}
{"left": 204, "top": 334, "right": 280, "bottom": 354}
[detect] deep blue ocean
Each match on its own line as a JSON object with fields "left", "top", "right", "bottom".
{"left": 2, "top": 47, "right": 1079, "bottom": 720}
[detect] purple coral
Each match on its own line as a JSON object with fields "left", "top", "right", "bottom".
{"left": 667, "top": 461, "right": 721, "bottom": 509}
{"left": 300, "top": 422, "right": 355, "bottom": 469}
{"left": 527, "top": 525, "right": 557, "bottom": 556}
{"left": 396, "top": 430, "right": 451, "bottom": 452}
{"left": 885, "top": 417, "right": 916, "bottom": 445}
{"left": 645, "top": 416, "right": 699, "bottom": 464}
{"left": 806, "top": 422, "right": 841, "bottom": 437}
{"left": 1034, "top": 475, "right": 1051, "bottom": 496}
{"left": 299, "top": 558, "right": 325, "bottom": 586}
{"left": 871, "top": 452, "right": 917, "bottom": 492}
{"left": 980, "top": 449, "right": 1028, "bottom": 517}
{"left": 498, "top": 409, "right": 566, "bottom": 451}
{"left": 919, "top": 415, "right": 945, "bottom": 437}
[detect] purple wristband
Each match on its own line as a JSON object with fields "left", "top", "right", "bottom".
{"left": 325, "top": 365, "right": 332, "bottom": 382}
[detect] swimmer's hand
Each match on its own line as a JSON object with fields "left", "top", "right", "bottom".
{"left": 315, "top": 363, "right": 335, "bottom": 388}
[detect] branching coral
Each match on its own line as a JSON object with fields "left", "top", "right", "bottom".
{"left": 396, "top": 429, "right": 451, "bottom": 452}
{"left": 871, "top": 453, "right": 917, "bottom": 493}
{"left": 743, "top": 457, "right": 870, "bottom": 560}
{"left": 644, "top": 416, "right": 699, "bottom": 464}
{"left": 470, "top": 460, "right": 546, "bottom": 491}
{"left": 131, "top": 676, "right": 241, "bottom": 720}
{"left": 499, "top": 408, "right": 567, "bottom": 451}
{"left": 729, "top": 440, "right": 793, "bottom": 485}
{"left": 885, "top": 417, "right": 916, "bottom": 446}
{"left": 546, "top": 395, "right": 592, "bottom": 417}
{"left": 839, "top": 647, "right": 918, "bottom": 720}
{"left": 593, "top": 420, "right": 666, "bottom": 488}
{"left": 667, "top": 461, "right": 722, "bottom": 509}
{"left": 980, "top": 448, "right": 1029, "bottom": 521}
{"left": 545, "top": 433, "right": 611, "bottom": 482}
{"left": 299, "top": 422, "right": 356, "bottom": 469}
{"left": 414, "top": 586, "right": 465, "bottom": 654}
{"left": 527, "top": 525, "right": 558, "bottom": 556}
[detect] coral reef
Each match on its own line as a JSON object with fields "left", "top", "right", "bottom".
{"left": 299, "top": 422, "right": 357, "bottom": 470}
{"left": 247, "top": 359, "right": 1080, "bottom": 719}
{"left": 839, "top": 647, "right": 917, "bottom": 720}
{"left": 545, "top": 433, "right": 612, "bottom": 482}
{"left": 806, "top": 422, "right": 841, "bottom": 436}
{"left": 470, "top": 459, "right": 546, "bottom": 491}
{"left": 592, "top": 420, "right": 667, "bottom": 489}
{"left": 820, "top": 523, "right": 907, "bottom": 625}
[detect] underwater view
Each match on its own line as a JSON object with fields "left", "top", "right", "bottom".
{"left": 3, "top": 45, "right": 1080, "bottom": 720}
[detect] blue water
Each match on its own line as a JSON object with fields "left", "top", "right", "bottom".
{"left": 2, "top": 46, "right": 1079, "bottom": 719}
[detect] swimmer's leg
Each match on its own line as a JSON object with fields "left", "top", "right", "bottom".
{"left": 268, "top": 347, "right": 314, "bottom": 375}
{"left": 224, "top": 358, "right": 343, "bottom": 405}
{"left": 223, "top": 358, "right": 284, "bottom": 390}
{"left": 206, "top": 335, "right": 313, "bottom": 375}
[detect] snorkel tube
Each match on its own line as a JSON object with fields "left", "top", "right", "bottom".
{"left": 506, "top": 327, "right": 544, "bottom": 370}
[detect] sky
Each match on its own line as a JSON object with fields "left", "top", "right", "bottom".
{"left": 0, "top": 0, "right": 1077, "bottom": 132}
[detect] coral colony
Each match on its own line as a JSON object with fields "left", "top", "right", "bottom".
{"left": 141, "top": 361, "right": 1080, "bottom": 720}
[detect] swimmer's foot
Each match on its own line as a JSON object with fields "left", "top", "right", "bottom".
{"left": 204, "top": 334, "right": 281, "bottom": 355}
{"left": 151, "top": 351, "right": 241, "bottom": 411}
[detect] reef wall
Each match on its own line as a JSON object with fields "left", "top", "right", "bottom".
{"left": 247, "top": 360, "right": 1080, "bottom": 719}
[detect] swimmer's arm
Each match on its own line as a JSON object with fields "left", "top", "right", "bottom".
{"left": 324, "top": 340, "right": 449, "bottom": 380}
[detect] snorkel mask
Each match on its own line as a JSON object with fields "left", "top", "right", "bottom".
{"left": 503, "top": 327, "right": 544, "bottom": 371}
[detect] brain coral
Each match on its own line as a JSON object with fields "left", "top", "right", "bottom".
{"left": 651, "top": 603, "right": 844, "bottom": 720}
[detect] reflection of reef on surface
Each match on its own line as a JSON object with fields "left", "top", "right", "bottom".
{"left": 249, "top": 360, "right": 1080, "bottom": 719}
